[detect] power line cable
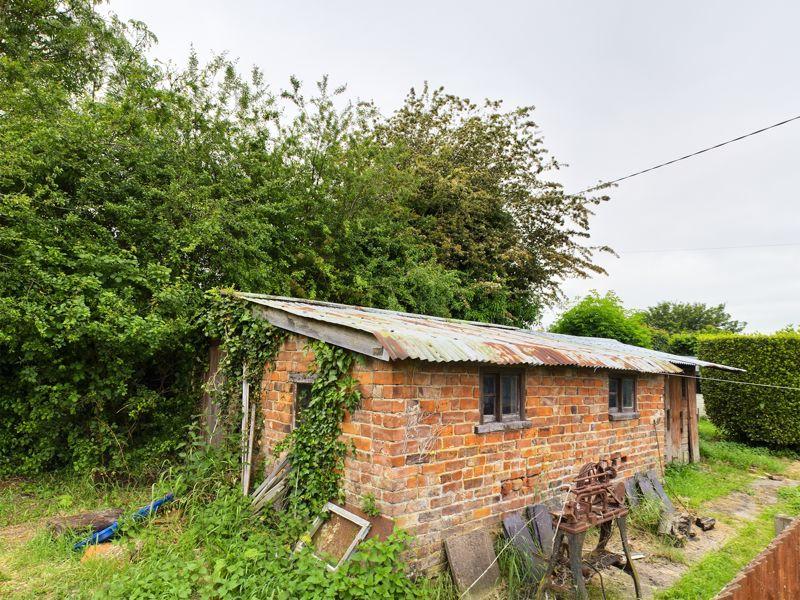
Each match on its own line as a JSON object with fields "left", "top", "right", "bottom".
{"left": 575, "top": 114, "right": 800, "bottom": 196}
{"left": 617, "top": 241, "right": 800, "bottom": 255}
{"left": 674, "top": 372, "right": 800, "bottom": 393}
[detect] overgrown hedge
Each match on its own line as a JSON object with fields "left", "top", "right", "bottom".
{"left": 698, "top": 334, "right": 800, "bottom": 446}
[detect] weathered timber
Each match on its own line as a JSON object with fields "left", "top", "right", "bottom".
{"left": 623, "top": 477, "right": 639, "bottom": 507}
{"left": 49, "top": 509, "right": 123, "bottom": 535}
{"left": 645, "top": 469, "right": 675, "bottom": 513}
{"left": 444, "top": 528, "right": 500, "bottom": 598}
{"left": 527, "top": 504, "right": 554, "bottom": 557}
{"left": 502, "top": 512, "right": 546, "bottom": 581}
{"left": 250, "top": 305, "right": 389, "bottom": 360}
{"left": 695, "top": 516, "right": 716, "bottom": 531}
{"left": 635, "top": 472, "right": 659, "bottom": 502}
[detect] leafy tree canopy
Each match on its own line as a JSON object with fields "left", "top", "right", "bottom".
{"left": 549, "top": 291, "right": 653, "bottom": 348}
{"left": 641, "top": 301, "right": 745, "bottom": 334}
{"left": 0, "top": 0, "right": 606, "bottom": 473}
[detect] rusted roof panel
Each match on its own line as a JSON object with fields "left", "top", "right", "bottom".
{"left": 234, "top": 293, "right": 740, "bottom": 374}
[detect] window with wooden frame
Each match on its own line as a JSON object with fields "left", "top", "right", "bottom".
{"left": 480, "top": 369, "right": 525, "bottom": 424}
{"left": 608, "top": 374, "right": 637, "bottom": 418}
{"left": 292, "top": 381, "right": 313, "bottom": 429}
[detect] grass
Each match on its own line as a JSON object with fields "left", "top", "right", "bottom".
{"left": 2, "top": 419, "right": 798, "bottom": 599}
{"left": 0, "top": 475, "right": 152, "bottom": 528}
{"left": 0, "top": 476, "right": 156, "bottom": 598}
{"left": 649, "top": 419, "right": 800, "bottom": 599}
{"left": 663, "top": 461, "right": 752, "bottom": 509}
{"left": 697, "top": 418, "right": 720, "bottom": 441}
{"left": 659, "top": 418, "right": 795, "bottom": 510}
{"left": 656, "top": 486, "right": 800, "bottom": 600}
{"left": 698, "top": 418, "right": 790, "bottom": 474}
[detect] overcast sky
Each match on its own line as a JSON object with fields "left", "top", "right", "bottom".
{"left": 109, "top": 0, "right": 799, "bottom": 332}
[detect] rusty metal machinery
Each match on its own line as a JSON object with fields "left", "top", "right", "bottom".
{"left": 559, "top": 458, "right": 629, "bottom": 533}
{"left": 538, "top": 457, "right": 642, "bottom": 600}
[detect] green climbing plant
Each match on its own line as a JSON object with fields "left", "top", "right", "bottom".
{"left": 278, "top": 341, "right": 362, "bottom": 514}
{"left": 201, "top": 290, "right": 286, "bottom": 432}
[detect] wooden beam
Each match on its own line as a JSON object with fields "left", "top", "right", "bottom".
{"left": 241, "top": 364, "right": 251, "bottom": 494}
{"left": 250, "top": 305, "right": 390, "bottom": 361}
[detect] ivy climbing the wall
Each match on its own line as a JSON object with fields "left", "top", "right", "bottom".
{"left": 277, "top": 341, "right": 362, "bottom": 514}
{"left": 203, "top": 292, "right": 362, "bottom": 514}
{"left": 201, "top": 290, "right": 286, "bottom": 435}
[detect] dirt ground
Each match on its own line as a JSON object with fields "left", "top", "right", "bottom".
{"left": 596, "top": 476, "right": 793, "bottom": 599}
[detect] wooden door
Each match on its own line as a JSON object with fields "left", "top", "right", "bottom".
{"left": 663, "top": 376, "right": 674, "bottom": 461}
{"left": 686, "top": 371, "right": 700, "bottom": 463}
{"left": 665, "top": 376, "right": 684, "bottom": 462}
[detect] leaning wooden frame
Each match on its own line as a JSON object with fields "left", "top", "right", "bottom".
{"left": 251, "top": 455, "right": 291, "bottom": 513}
{"left": 294, "top": 502, "right": 372, "bottom": 571}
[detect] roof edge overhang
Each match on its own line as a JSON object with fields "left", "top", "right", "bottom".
{"left": 249, "top": 304, "right": 391, "bottom": 361}
{"left": 247, "top": 303, "right": 682, "bottom": 373}
{"left": 234, "top": 292, "right": 741, "bottom": 374}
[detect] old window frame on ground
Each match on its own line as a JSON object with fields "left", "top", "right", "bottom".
{"left": 476, "top": 368, "right": 530, "bottom": 434}
{"left": 608, "top": 372, "right": 639, "bottom": 421}
{"left": 293, "top": 502, "right": 371, "bottom": 571}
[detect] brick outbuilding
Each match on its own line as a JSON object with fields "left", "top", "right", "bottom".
{"left": 230, "top": 293, "right": 739, "bottom": 571}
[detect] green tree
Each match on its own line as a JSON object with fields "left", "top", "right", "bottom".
{"left": 641, "top": 301, "right": 745, "bottom": 334}
{"left": 379, "top": 85, "right": 609, "bottom": 326}
{"left": 0, "top": 1, "right": 608, "bottom": 473}
{"left": 550, "top": 292, "right": 653, "bottom": 348}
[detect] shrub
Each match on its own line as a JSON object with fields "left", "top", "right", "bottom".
{"left": 550, "top": 291, "right": 652, "bottom": 347}
{"left": 698, "top": 334, "right": 800, "bottom": 446}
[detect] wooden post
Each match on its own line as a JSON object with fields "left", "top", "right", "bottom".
{"left": 775, "top": 514, "right": 793, "bottom": 535}
{"left": 244, "top": 402, "right": 256, "bottom": 495}
{"left": 200, "top": 343, "right": 225, "bottom": 447}
{"left": 241, "top": 364, "right": 251, "bottom": 494}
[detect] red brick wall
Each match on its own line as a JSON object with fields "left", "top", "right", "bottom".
{"left": 260, "top": 334, "right": 667, "bottom": 572}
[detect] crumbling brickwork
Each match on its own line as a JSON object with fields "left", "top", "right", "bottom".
{"left": 260, "top": 334, "right": 666, "bottom": 571}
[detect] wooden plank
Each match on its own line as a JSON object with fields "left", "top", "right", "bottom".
{"left": 635, "top": 472, "right": 659, "bottom": 502}
{"left": 240, "top": 364, "right": 251, "bottom": 494}
{"left": 662, "top": 376, "right": 674, "bottom": 462}
{"left": 253, "top": 474, "right": 289, "bottom": 512}
{"left": 502, "top": 513, "right": 546, "bottom": 581}
{"left": 645, "top": 469, "right": 675, "bottom": 513}
{"left": 623, "top": 477, "right": 639, "bottom": 507}
{"left": 200, "top": 343, "right": 225, "bottom": 446}
{"left": 252, "top": 457, "right": 291, "bottom": 509}
{"left": 243, "top": 401, "right": 256, "bottom": 495}
{"left": 686, "top": 372, "right": 700, "bottom": 463}
{"left": 527, "top": 504, "right": 554, "bottom": 557}
{"left": 251, "top": 305, "right": 389, "bottom": 360}
{"left": 252, "top": 455, "right": 290, "bottom": 498}
{"left": 668, "top": 376, "right": 682, "bottom": 461}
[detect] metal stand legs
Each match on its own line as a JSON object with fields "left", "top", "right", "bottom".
{"left": 616, "top": 516, "right": 642, "bottom": 599}
{"left": 538, "top": 517, "right": 642, "bottom": 600}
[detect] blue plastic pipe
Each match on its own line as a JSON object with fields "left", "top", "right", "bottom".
{"left": 73, "top": 493, "right": 174, "bottom": 550}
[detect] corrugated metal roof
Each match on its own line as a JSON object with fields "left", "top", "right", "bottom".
{"left": 534, "top": 332, "right": 740, "bottom": 371}
{"left": 234, "top": 293, "right": 741, "bottom": 374}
